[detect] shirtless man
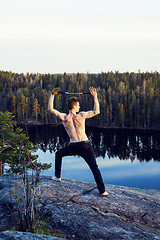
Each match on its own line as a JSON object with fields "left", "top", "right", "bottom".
{"left": 48, "top": 87, "right": 108, "bottom": 196}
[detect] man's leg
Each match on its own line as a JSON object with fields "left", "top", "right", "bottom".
{"left": 54, "top": 144, "right": 76, "bottom": 178}
{"left": 81, "top": 143, "right": 106, "bottom": 194}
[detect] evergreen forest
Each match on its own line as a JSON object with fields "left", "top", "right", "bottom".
{"left": 0, "top": 70, "right": 160, "bottom": 129}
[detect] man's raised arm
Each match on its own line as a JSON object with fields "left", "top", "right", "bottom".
{"left": 89, "top": 87, "right": 100, "bottom": 115}
{"left": 80, "top": 87, "right": 100, "bottom": 119}
{"left": 48, "top": 88, "right": 61, "bottom": 117}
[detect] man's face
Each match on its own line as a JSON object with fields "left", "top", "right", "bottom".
{"left": 74, "top": 102, "right": 80, "bottom": 113}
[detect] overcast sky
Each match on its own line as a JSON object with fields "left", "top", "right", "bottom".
{"left": 0, "top": 0, "right": 159, "bottom": 74}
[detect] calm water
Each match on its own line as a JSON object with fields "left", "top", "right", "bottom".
{"left": 27, "top": 125, "right": 160, "bottom": 190}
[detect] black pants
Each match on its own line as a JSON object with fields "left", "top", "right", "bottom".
{"left": 55, "top": 140, "right": 105, "bottom": 194}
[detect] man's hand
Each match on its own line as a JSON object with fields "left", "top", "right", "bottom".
{"left": 51, "top": 88, "right": 59, "bottom": 95}
{"left": 89, "top": 87, "right": 97, "bottom": 98}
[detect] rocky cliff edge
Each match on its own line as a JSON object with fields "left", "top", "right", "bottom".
{"left": 0, "top": 174, "right": 160, "bottom": 240}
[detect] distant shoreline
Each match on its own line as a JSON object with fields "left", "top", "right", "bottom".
{"left": 17, "top": 121, "right": 160, "bottom": 132}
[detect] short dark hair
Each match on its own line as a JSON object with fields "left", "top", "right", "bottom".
{"left": 67, "top": 97, "right": 79, "bottom": 110}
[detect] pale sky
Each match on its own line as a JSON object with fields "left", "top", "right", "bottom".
{"left": 0, "top": 0, "right": 160, "bottom": 74}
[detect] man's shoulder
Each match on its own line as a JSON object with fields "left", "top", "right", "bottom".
{"left": 79, "top": 111, "right": 88, "bottom": 117}
{"left": 59, "top": 112, "right": 67, "bottom": 121}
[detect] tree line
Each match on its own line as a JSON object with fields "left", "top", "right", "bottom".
{"left": 0, "top": 70, "right": 160, "bottom": 129}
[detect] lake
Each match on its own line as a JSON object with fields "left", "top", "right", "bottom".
{"left": 26, "top": 125, "right": 160, "bottom": 190}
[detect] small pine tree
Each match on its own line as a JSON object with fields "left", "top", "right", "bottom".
{"left": 0, "top": 111, "right": 51, "bottom": 231}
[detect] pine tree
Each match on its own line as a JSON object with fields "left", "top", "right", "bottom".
{"left": 32, "top": 98, "right": 40, "bottom": 121}
{"left": 21, "top": 94, "right": 26, "bottom": 120}
{"left": 118, "top": 103, "right": 125, "bottom": 127}
{"left": 0, "top": 111, "right": 51, "bottom": 231}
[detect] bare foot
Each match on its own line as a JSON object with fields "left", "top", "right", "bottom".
{"left": 51, "top": 176, "right": 61, "bottom": 182}
{"left": 101, "top": 191, "right": 109, "bottom": 197}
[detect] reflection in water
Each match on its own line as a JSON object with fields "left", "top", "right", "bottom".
{"left": 26, "top": 125, "right": 160, "bottom": 190}
{"left": 27, "top": 125, "right": 160, "bottom": 163}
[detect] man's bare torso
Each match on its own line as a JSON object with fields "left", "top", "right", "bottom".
{"left": 48, "top": 87, "right": 100, "bottom": 143}
{"left": 62, "top": 112, "right": 88, "bottom": 143}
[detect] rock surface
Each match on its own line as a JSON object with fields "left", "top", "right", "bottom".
{"left": 0, "top": 174, "right": 160, "bottom": 240}
{"left": 0, "top": 231, "right": 65, "bottom": 240}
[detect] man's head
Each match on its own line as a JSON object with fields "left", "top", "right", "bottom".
{"left": 68, "top": 97, "right": 79, "bottom": 111}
